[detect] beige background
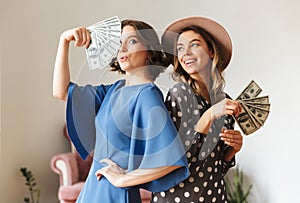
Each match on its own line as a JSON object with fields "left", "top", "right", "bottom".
{"left": 1, "top": 0, "right": 300, "bottom": 202}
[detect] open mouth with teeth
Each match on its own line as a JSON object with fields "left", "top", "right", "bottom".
{"left": 184, "top": 59, "right": 197, "bottom": 66}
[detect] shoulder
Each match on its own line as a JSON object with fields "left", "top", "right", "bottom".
{"left": 138, "top": 83, "right": 164, "bottom": 101}
{"left": 170, "top": 81, "right": 191, "bottom": 92}
{"left": 175, "top": 81, "right": 193, "bottom": 93}
{"left": 167, "top": 81, "right": 194, "bottom": 101}
{"left": 95, "top": 79, "right": 124, "bottom": 94}
{"left": 70, "top": 80, "right": 118, "bottom": 93}
{"left": 132, "top": 83, "right": 166, "bottom": 109}
{"left": 96, "top": 79, "right": 123, "bottom": 89}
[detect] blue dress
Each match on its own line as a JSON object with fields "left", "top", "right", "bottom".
{"left": 66, "top": 80, "right": 189, "bottom": 203}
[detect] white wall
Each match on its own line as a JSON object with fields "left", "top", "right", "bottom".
{"left": 1, "top": 0, "right": 299, "bottom": 202}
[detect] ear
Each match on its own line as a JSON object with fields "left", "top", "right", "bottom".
{"left": 146, "top": 52, "right": 154, "bottom": 65}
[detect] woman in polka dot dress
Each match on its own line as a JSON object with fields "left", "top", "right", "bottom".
{"left": 152, "top": 16, "right": 244, "bottom": 203}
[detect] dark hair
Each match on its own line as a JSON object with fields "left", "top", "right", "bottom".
{"left": 110, "top": 19, "right": 169, "bottom": 80}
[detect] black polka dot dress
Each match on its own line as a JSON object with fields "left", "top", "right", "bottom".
{"left": 152, "top": 82, "right": 235, "bottom": 203}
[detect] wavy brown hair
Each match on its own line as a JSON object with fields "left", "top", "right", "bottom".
{"left": 110, "top": 19, "right": 169, "bottom": 80}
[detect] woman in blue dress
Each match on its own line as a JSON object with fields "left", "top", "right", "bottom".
{"left": 53, "top": 19, "right": 189, "bottom": 203}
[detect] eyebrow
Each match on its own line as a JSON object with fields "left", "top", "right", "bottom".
{"left": 177, "top": 39, "right": 201, "bottom": 46}
{"left": 121, "top": 34, "right": 139, "bottom": 42}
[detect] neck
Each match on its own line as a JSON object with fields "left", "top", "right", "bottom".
{"left": 191, "top": 68, "right": 212, "bottom": 102}
{"left": 196, "top": 68, "right": 211, "bottom": 89}
{"left": 125, "top": 67, "right": 153, "bottom": 86}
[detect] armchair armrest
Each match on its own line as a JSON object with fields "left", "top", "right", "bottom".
{"left": 51, "top": 152, "right": 79, "bottom": 186}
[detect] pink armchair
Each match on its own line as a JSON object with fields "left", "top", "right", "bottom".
{"left": 51, "top": 152, "right": 151, "bottom": 203}
{"left": 51, "top": 152, "right": 92, "bottom": 203}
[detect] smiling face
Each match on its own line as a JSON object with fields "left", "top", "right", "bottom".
{"left": 176, "top": 30, "right": 214, "bottom": 79}
{"left": 117, "top": 25, "right": 149, "bottom": 73}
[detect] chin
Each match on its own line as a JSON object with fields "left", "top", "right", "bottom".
{"left": 184, "top": 68, "right": 197, "bottom": 75}
{"left": 119, "top": 64, "right": 129, "bottom": 71}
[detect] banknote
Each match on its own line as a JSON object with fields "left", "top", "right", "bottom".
{"left": 236, "top": 80, "right": 262, "bottom": 100}
{"left": 234, "top": 80, "right": 270, "bottom": 135}
{"left": 234, "top": 102, "right": 258, "bottom": 135}
{"left": 242, "top": 102, "right": 263, "bottom": 127}
{"left": 241, "top": 95, "right": 269, "bottom": 104}
{"left": 89, "top": 16, "right": 120, "bottom": 27}
{"left": 242, "top": 102, "right": 270, "bottom": 124}
{"left": 244, "top": 103, "right": 270, "bottom": 112}
{"left": 85, "top": 32, "right": 103, "bottom": 70}
{"left": 85, "top": 16, "right": 121, "bottom": 70}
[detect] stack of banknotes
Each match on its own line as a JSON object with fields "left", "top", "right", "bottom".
{"left": 85, "top": 16, "right": 121, "bottom": 70}
{"left": 234, "top": 80, "right": 271, "bottom": 135}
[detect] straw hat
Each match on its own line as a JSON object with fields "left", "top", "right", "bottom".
{"left": 161, "top": 16, "right": 232, "bottom": 71}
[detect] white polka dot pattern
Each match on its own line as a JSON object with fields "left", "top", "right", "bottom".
{"left": 152, "top": 82, "right": 236, "bottom": 203}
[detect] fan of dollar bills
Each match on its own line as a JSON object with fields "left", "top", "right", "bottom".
{"left": 85, "top": 16, "right": 121, "bottom": 70}
{"left": 234, "top": 80, "right": 271, "bottom": 135}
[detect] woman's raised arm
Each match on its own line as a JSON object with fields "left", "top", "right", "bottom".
{"left": 53, "top": 27, "right": 91, "bottom": 101}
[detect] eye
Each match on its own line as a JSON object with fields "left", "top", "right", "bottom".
{"left": 176, "top": 46, "right": 184, "bottom": 52}
{"left": 128, "top": 38, "right": 138, "bottom": 45}
{"left": 191, "top": 42, "right": 199, "bottom": 48}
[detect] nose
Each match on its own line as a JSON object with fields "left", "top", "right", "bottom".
{"left": 178, "top": 46, "right": 191, "bottom": 58}
{"left": 119, "top": 42, "right": 127, "bottom": 53}
{"left": 182, "top": 46, "right": 191, "bottom": 56}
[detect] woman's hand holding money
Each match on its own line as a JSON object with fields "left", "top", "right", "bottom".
{"left": 61, "top": 27, "right": 91, "bottom": 48}
{"left": 195, "top": 98, "right": 242, "bottom": 134}
{"left": 210, "top": 98, "right": 242, "bottom": 119}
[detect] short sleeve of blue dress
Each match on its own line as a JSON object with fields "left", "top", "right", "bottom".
{"left": 66, "top": 82, "right": 111, "bottom": 159}
{"left": 126, "top": 85, "right": 190, "bottom": 192}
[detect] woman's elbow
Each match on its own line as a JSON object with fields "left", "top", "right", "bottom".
{"left": 52, "top": 89, "right": 67, "bottom": 101}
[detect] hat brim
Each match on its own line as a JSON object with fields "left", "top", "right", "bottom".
{"left": 161, "top": 16, "right": 232, "bottom": 71}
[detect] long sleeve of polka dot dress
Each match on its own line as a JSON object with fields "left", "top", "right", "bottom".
{"left": 152, "top": 82, "right": 236, "bottom": 203}
{"left": 164, "top": 82, "right": 203, "bottom": 145}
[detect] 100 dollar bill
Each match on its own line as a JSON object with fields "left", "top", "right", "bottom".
{"left": 237, "top": 80, "right": 262, "bottom": 100}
